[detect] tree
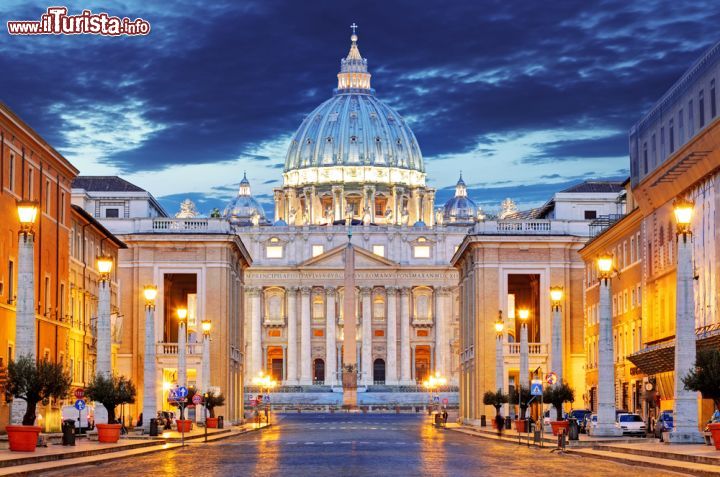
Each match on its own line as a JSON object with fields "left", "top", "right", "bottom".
{"left": 209, "top": 208, "right": 221, "bottom": 218}
{"left": 509, "top": 386, "right": 532, "bottom": 419}
{"left": 483, "top": 389, "right": 509, "bottom": 416}
{"left": 543, "top": 382, "right": 575, "bottom": 421}
{"left": 7, "top": 355, "right": 72, "bottom": 426}
{"left": 85, "top": 374, "right": 137, "bottom": 423}
{"left": 205, "top": 392, "right": 225, "bottom": 418}
{"left": 682, "top": 348, "right": 720, "bottom": 412}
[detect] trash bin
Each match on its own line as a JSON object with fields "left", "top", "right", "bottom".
{"left": 568, "top": 417, "right": 579, "bottom": 441}
{"left": 480, "top": 415, "right": 486, "bottom": 427}
{"left": 62, "top": 419, "right": 76, "bottom": 446}
{"left": 504, "top": 416, "right": 512, "bottom": 430}
{"left": 149, "top": 418, "right": 159, "bottom": 437}
{"left": 218, "top": 416, "right": 224, "bottom": 429}
{"left": 434, "top": 413, "right": 442, "bottom": 426}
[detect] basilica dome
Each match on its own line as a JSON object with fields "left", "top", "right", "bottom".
{"left": 443, "top": 174, "right": 479, "bottom": 224}
{"left": 223, "top": 173, "right": 268, "bottom": 226}
{"left": 282, "top": 32, "right": 425, "bottom": 189}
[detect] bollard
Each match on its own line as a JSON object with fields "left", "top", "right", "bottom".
{"left": 149, "top": 418, "right": 159, "bottom": 437}
{"left": 218, "top": 416, "right": 224, "bottom": 429}
{"left": 504, "top": 416, "right": 512, "bottom": 430}
{"left": 480, "top": 415, "right": 486, "bottom": 427}
{"left": 568, "top": 417, "right": 579, "bottom": 441}
{"left": 61, "top": 420, "right": 76, "bottom": 446}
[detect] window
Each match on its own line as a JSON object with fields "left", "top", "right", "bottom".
{"left": 8, "top": 154, "right": 14, "bottom": 191}
{"left": 699, "top": 90, "right": 705, "bottom": 127}
{"left": 312, "top": 245, "right": 324, "bottom": 257}
{"left": 372, "top": 245, "right": 385, "bottom": 257}
{"left": 688, "top": 99, "right": 695, "bottom": 135}
{"left": 7, "top": 261, "right": 13, "bottom": 304}
{"left": 266, "top": 237, "right": 283, "bottom": 258}
{"left": 584, "top": 210, "right": 597, "bottom": 220}
{"left": 60, "top": 192, "right": 65, "bottom": 224}
{"left": 27, "top": 169, "right": 33, "bottom": 199}
{"left": 631, "top": 288, "right": 636, "bottom": 308}
{"left": 678, "top": 109, "right": 684, "bottom": 143}
{"left": 60, "top": 283, "right": 65, "bottom": 319}
{"left": 630, "top": 237, "right": 635, "bottom": 263}
{"left": 104, "top": 208, "right": 119, "bottom": 218}
{"left": 668, "top": 119, "right": 674, "bottom": 153}
{"left": 660, "top": 127, "right": 665, "bottom": 158}
{"left": 642, "top": 142, "right": 648, "bottom": 174}
{"left": 45, "top": 180, "right": 51, "bottom": 212}
{"left": 413, "top": 245, "right": 430, "bottom": 258}
{"left": 651, "top": 133, "right": 657, "bottom": 165}
{"left": 622, "top": 241, "right": 627, "bottom": 268}
{"left": 712, "top": 79, "right": 717, "bottom": 118}
{"left": 612, "top": 296, "right": 617, "bottom": 316}
{"left": 44, "top": 276, "right": 50, "bottom": 314}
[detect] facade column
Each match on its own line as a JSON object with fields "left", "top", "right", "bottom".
{"left": 410, "top": 345, "right": 416, "bottom": 382}
{"left": 325, "top": 287, "right": 337, "bottom": 386}
{"left": 520, "top": 321, "right": 529, "bottom": 389}
{"left": 434, "top": 287, "right": 445, "bottom": 377}
{"left": 262, "top": 344, "right": 268, "bottom": 373}
{"left": 286, "top": 287, "right": 298, "bottom": 384}
{"left": 595, "top": 276, "right": 621, "bottom": 436}
{"left": 200, "top": 327, "right": 210, "bottom": 423}
{"left": 15, "top": 233, "right": 36, "bottom": 359}
{"left": 495, "top": 328, "right": 504, "bottom": 393}
{"left": 551, "top": 303, "right": 563, "bottom": 382}
{"left": 299, "top": 287, "right": 312, "bottom": 385}
{"left": 337, "top": 344, "right": 342, "bottom": 377}
{"left": 248, "top": 287, "right": 262, "bottom": 379}
{"left": 281, "top": 345, "right": 287, "bottom": 381}
{"left": 143, "top": 303, "right": 157, "bottom": 432}
{"left": 360, "top": 287, "right": 373, "bottom": 385}
{"left": 96, "top": 280, "right": 112, "bottom": 377}
{"left": 385, "top": 287, "right": 398, "bottom": 384}
{"left": 670, "top": 232, "right": 704, "bottom": 442}
{"left": 178, "top": 318, "right": 187, "bottom": 387}
{"left": 400, "top": 287, "right": 412, "bottom": 384}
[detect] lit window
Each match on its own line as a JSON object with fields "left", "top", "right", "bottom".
{"left": 372, "top": 245, "right": 385, "bottom": 257}
{"left": 417, "top": 237, "right": 427, "bottom": 242}
{"left": 266, "top": 245, "right": 283, "bottom": 258}
{"left": 413, "top": 245, "right": 430, "bottom": 258}
{"left": 312, "top": 245, "right": 324, "bottom": 257}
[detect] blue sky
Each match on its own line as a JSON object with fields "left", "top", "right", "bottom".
{"left": 1, "top": 1, "right": 718, "bottom": 216}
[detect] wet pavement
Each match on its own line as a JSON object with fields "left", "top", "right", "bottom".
{"left": 40, "top": 413, "right": 686, "bottom": 476}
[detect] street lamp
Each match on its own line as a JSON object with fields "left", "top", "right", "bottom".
{"left": 423, "top": 371, "right": 447, "bottom": 416}
{"left": 96, "top": 255, "right": 113, "bottom": 377}
{"left": 594, "top": 254, "right": 621, "bottom": 436}
{"left": 670, "top": 198, "right": 703, "bottom": 442}
{"left": 549, "top": 286, "right": 564, "bottom": 383}
{"left": 176, "top": 307, "right": 188, "bottom": 388}
{"left": 200, "top": 319, "right": 211, "bottom": 424}
{"left": 16, "top": 200, "right": 39, "bottom": 237}
{"left": 142, "top": 285, "right": 158, "bottom": 434}
{"left": 495, "top": 312, "right": 505, "bottom": 413}
{"left": 252, "top": 371, "right": 277, "bottom": 426}
{"left": 518, "top": 308, "right": 530, "bottom": 389}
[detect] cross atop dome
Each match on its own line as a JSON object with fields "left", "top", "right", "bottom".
{"left": 337, "top": 24, "right": 372, "bottom": 93}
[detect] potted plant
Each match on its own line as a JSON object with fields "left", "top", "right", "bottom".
{"left": 204, "top": 392, "right": 225, "bottom": 428}
{"left": 85, "top": 374, "right": 136, "bottom": 443}
{"left": 682, "top": 348, "right": 720, "bottom": 449}
{"left": 509, "top": 386, "right": 532, "bottom": 432}
{"left": 172, "top": 386, "right": 196, "bottom": 433}
{"left": 543, "top": 382, "right": 575, "bottom": 436}
{"left": 6, "top": 355, "right": 71, "bottom": 452}
{"left": 483, "top": 389, "right": 508, "bottom": 429}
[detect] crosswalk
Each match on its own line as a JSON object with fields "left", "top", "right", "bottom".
{"left": 221, "top": 440, "right": 462, "bottom": 447}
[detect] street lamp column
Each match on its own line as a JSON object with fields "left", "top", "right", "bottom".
{"left": 142, "top": 285, "right": 158, "bottom": 433}
{"left": 669, "top": 198, "right": 704, "bottom": 443}
{"left": 177, "top": 307, "right": 188, "bottom": 387}
{"left": 96, "top": 255, "right": 114, "bottom": 377}
{"left": 595, "top": 255, "right": 621, "bottom": 436}
{"left": 518, "top": 308, "right": 529, "bottom": 389}
{"left": 550, "top": 286, "right": 564, "bottom": 383}
{"left": 495, "top": 312, "right": 504, "bottom": 392}
{"left": 201, "top": 319, "right": 211, "bottom": 423}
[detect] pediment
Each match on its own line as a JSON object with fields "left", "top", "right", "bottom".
{"left": 298, "top": 244, "right": 398, "bottom": 269}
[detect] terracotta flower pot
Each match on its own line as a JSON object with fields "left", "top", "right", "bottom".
{"left": 96, "top": 423, "right": 122, "bottom": 443}
{"left": 709, "top": 422, "right": 720, "bottom": 450}
{"left": 550, "top": 420, "right": 569, "bottom": 436}
{"left": 515, "top": 419, "right": 527, "bottom": 433}
{"left": 206, "top": 417, "right": 218, "bottom": 428}
{"left": 6, "top": 425, "right": 42, "bottom": 452}
{"left": 176, "top": 419, "right": 192, "bottom": 433}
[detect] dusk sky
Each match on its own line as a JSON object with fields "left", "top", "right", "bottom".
{"left": 1, "top": 1, "right": 719, "bottom": 215}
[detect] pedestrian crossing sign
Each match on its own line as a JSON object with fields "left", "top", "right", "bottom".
{"left": 530, "top": 379, "right": 543, "bottom": 396}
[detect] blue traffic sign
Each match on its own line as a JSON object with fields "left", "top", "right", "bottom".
{"left": 530, "top": 380, "right": 543, "bottom": 396}
{"left": 176, "top": 386, "right": 188, "bottom": 398}
{"left": 74, "top": 399, "right": 86, "bottom": 411}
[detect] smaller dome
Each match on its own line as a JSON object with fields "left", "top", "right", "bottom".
{"left": 443, "top": 173, "right": 478, "bottom": 225}
{"left": 223, "top": 173, "right": 268, "bottom": 226}
{"left": 273, "top": 218, "right": 288, "bottom": 226}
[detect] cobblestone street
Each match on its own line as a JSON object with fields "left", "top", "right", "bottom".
{"left": 39, "top": 414, "right": 686, "bottom": 476}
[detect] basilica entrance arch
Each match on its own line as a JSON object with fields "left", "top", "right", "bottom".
{"left": 313, "top": 358, "right": 325, "bottom": 384}
{"left": 373, "top": 359, "right": 385, "bottom": 384}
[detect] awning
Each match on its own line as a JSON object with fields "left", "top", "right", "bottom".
{"left": 627, "top": 323, "right": 720, "bottom": 376}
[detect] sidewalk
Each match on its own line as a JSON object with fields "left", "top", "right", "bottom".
{"left": 0, "top": 422, "right": 270, "bottom": 476}
{"left": 447, "top": 423, "right": 720, "bottom": 476}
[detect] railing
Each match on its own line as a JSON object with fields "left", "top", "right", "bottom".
{"left": 153, "top": 218, "right": 211, "bottom": 231}
{"left": 263, "top": 316, "right": 286, "bottom": 327}
{"left": 156, "top": 342, "right": 203, "bottom": 356}
{"left": 473, "top": 220, "right": 590, "bottom": 236}
{"left": 504, "top": 342, "right": 548, "bottom": 355}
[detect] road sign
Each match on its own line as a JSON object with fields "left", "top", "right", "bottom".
{"left": 545, "top": 372, "right": 558, "bottom": 386}
{"left": 530, "top": 379, "right": 543, "bottom": 396}
{"left": 442, "top": 398, "right": 449, "bottom": 406}
{"left": 74, "top": 399, "right": 86, "bottom": 411}
{"left": 433, "top": 396, "right": 440, "bottom": 403}
{"left": 264, "top": 394, "right": 270, "bottom": 403}
{"left": 176, "top": 386, "right": 188, "bottom": 398}
{"left": 192, "top": 394, "right": 202, "bottom": 405}
{"left": 74, "top": 388, "right": 84, "bottom": 399}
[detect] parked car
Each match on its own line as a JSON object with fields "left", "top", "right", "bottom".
{"left": 586, "top": 413, "right": 598, "bottom": 432}
{"left": 569, "top": 409, "right": 592, "bottom": 433}
{"left": 617, "top": 413, "right": 646, "bottom": 436}
{"left": 654, "top": 410, "right": 673, "bottom": 440}
{"left": 61, "top": 405, "right": 94, "bottom": 431}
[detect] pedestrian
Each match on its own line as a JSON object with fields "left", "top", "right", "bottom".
{"left": 442, "top": 409, "right": 448, "bottom": 426}
{"left": 495, "top": 413, "right": 504, "bottom": 437}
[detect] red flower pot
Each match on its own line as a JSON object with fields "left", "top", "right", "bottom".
{"left": 6, "top": 425, "right": 42, "bottom": 452}
{"left": 709, "top": 423, "right": 720, "bottom": 450}
{"left": 550, "top": 420, "right": 569, "bottom": 436}
{"left": 176, "top": 419, "right": 192, "bottom": 433}
{"left": 515, "top": 420, "right": 527, "bottom": 433}
{"left": 96, "top": 423, "right": 122, "bottom": 443}
{"left": 206, "top": 417, "right": 218, "bottom": 428}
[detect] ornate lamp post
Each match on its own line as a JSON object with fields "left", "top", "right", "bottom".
{"left": 142, "top": 285, "right": 158, "bottom": 433}
{"left": 177, "top": 307, "right": 188, "bottom": 387}
{"left": 15, "top": 200, "right": 38, "bottom": 359}
{"left": 594, "top": 254, "right": 621, "bottom": 436}
{"left": 669, "top": 198, "right": 704, "bottom": 443}
{"left": 95, "top": 255, "right": 114, "bottom": 377}
{"left": 518, "top": 308, "right": 530, "bottom": 389}
{"left": 549, "top": 286, "right": 564, "bottom": 383}
{"left": 252, "top": 371, "right": 277, "bottom": 425}
{"left": 423, "top": 371, "right": 447, "bottom": 415}
{"left": 495, "top": 312, "right": 504, "bottom": 393}
{"left": 200, "top": 319, "right": 211, "bottom": 422}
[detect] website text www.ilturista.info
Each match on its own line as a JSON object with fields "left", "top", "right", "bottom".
{"left": 7, "top": 7, "right": 150, "bottom": 36}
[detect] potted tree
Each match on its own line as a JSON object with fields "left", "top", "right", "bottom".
{"left": 509, "top": 386, "right": 532, "bottom": 433}
{"left": 85, "top": 374, "right": 136, "bottom": 443}
{"left": 172, "top": 386, "right": 196, "bottom": 433}
{"left": 543, "top": 382, "right": 575, "bottom": 436}
{"left": 204, "top": 392, "right": 225, "bottom": 428}
{"left": 682, "top": 348, "right": 720, "bottom": 449}
{"left": 6, "top": 355, "right": 71, "bottom": 452}
{"left": 483, "top": 389, "right": 508, "bottom": 429}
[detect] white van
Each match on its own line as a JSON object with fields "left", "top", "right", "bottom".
{"left": 61, "top": 405, "right": 95, "bottom": 430}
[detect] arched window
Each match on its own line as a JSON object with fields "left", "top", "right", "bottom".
{"left": 373, "top": 292, "right": 385, "bottom": 321}
{"left": 313, "top": 358, "right": 325, "bottom": 383}
{"left": 373, "top": 359, "right": 385, "bottom": 384}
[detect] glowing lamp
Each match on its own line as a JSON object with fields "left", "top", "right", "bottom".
{"left": 597, "top": 254, "right": 613, "bottom": 278}
{"left": 96, "top": 255, "right": 113, "bottom": 279}
{"left": 16, "top": 200, "right": 39, "bottom": 229}
{"left": 143, "top": 285, "right": 158, "bottom": 303}
{"left": 550, "top": 286, "right": 564, "bottom": 304}
{"left": 177, "top": 308, "right": 188, "bottom": 322}
{"left": 494, "top": 320, "right": 504, "bottom": 334}
{"left": 673, "top": 197, "right": 693, "bottom": 235}
{"left": 518, "top": 308, "right": 530, "bottom": 322}
{"left": 201, "top": 319, "right": 212, "bottom": 335}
